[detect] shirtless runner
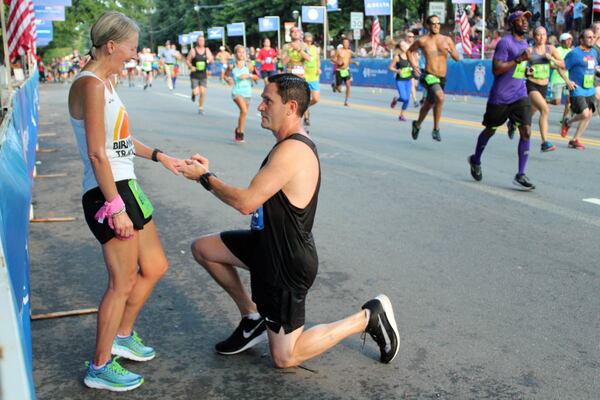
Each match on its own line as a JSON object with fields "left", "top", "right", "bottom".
{"left": 408, "top": 15, "right": 460, "bottom": 142}
{"left": 334, "top": 38, "right": 360, "bottom": 106}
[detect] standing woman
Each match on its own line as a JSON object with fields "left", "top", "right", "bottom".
{"left": 225, "top": 45, "right": 258, "bottom": 142}
{"left": 389, "top": 41, "right": 413, "bottom": 122}
{"left": 68, "top": 11, "right": 182, "bottom": 391}
{"left": 526, "top": 26, "right": 565, "bottom": 152}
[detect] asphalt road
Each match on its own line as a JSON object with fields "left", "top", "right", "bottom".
{"left": 29, "top": 75, "right": 600, "bottom": 399}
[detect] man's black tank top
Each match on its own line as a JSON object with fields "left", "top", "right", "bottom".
{"left": 257, "top": 133, "right": 320, "bottom": 291}
{"left": 191, "top": 47, "right": 208, "bottom": 79}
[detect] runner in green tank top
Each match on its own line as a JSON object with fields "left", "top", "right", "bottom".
{"left": 302, "top": 32, "right": 321, "bottom": 128}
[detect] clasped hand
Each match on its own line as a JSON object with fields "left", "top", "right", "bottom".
{"left": 177, "top": 154, "right": 210, "bottom": 181}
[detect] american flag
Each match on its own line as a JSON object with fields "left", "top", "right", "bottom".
{"left": 594, "top": 0, "right": 600, "bottom": 12}
{"left": 6, "top": 0, "right": 37, "bottom": 58}
{"left": 458, "top": 5, "right": 472, "bottom": 56}
{"left": 371, "top": 17, "right": 380, "bottom": 54}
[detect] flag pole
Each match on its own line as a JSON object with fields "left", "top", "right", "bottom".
{"left": 390, "top": 0, "right": 394, "bottom": 59}
{"left": 481, "top": 0, "right": 486, "bottom": 60}
{"left": 1, "top": 0, "right": 13, "bottom": 92}
{"left": 324, "top": 7, "right": 328, "bottom": 59}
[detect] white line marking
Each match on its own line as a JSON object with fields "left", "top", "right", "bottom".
{"left": 173, "top": 93, "right": 189, "bottom": 98}
{"left": 583, "top": 198, "right": 600, "bottom": 206}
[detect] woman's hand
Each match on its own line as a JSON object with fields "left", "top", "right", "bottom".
{"left": 112, "top": 211, "right": 134, "bottom": 240}
{"left": 157, "top": 153, "right": 185, "bottom": 175}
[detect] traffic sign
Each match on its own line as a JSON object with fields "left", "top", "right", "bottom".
{"left": 350, "top": 12, "right": 363, "bottom": 29}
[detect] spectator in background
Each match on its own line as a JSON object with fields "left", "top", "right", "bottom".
{"left": 489, "top": 30, "right": 502, "bottom": 53}
{"left": 572, "top": 0, "right": 587, "bottom": 33}
{"left": 497, "top": 0, "right": 508, "bottom": 30}
{"left": 555, "top": 2, "right": 566, "bottom": 34}
{"left": 564, "top": 0, "right": 574, "bottom": 32}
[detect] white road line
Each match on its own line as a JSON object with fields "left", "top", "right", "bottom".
{"left": 173, "top": 93, "right": 189, "bottom": 98}
{"left": 583, "top": 198, "right": 600, "bottom": 206}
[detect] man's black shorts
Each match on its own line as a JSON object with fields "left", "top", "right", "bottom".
{"left": 221, "top": 229, "right": 314, "bottom": 334}
{"left": 482, "top": 97, "right": 532, "bottom": 128}
{"left": 82, "top": 179, "right": 152, "bottom": 244}
{"left": 570, "top": 96, "right": 596, "bottom": 115}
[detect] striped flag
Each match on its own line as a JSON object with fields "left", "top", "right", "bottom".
{"left": 371, "top": 17, "right": 380, "bottom": 54}
{"left": 6, "top": 0, "right": 36, "bottom": 58}
{"left": 594, "top": 0, "right": 600, "bottom": 12}
{"left": 458, "top": 5, "right": 472, "bottom": 56}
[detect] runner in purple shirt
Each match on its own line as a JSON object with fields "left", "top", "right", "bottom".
{"left": 468, "top": 10, "right": 537, "bottom": 190}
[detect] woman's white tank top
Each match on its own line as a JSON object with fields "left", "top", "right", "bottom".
{"left": 69, "top": 71, "right": 136, "bottom": 193}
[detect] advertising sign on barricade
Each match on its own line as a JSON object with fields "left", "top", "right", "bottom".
{"left": 302, "top": 6, "right": 325, "bottom": 24}
{"left": 0, "top": 70, "right": 39, "bottom": 400}
{"left": 33, "top": 5, "right": 65, "bottom": 21}
{"left": 364, "top": 0, "right": 391, "bottom": 16}
{"left": 319, "top": 58, "right": 493, "bottom": 96}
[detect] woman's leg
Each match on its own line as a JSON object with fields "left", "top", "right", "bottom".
{"left": 233, "top": 96, "right": 248, "bottom": 133}
{"left": 94, "top": 235, "right": 140, "bottom": 366}
{"left": 117, "top": 221, "right": 169, "bottom": 336}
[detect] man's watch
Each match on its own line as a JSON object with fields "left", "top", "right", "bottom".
{"left": 198, "top": 172, "right": 216, "bottom": 191}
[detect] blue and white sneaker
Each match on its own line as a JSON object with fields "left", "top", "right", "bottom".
{"left": 112, "top": 331, "right": 156, "bottom": 361}
{"left": 83, "top": 357, "right": 143, "bottom": 391}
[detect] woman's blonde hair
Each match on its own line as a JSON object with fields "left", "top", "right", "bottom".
{"left": 89, "top": 11, "right": 139, "bottom": 59}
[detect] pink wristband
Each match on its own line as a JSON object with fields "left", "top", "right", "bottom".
{"left": 94, "top": 194, "right": 126, "bottom": 230}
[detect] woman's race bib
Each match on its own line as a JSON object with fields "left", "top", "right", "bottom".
{"left": 532, "top": 64, "right": 550, "bottom": 79}
{"left": 400, "top": 67, "right": 413, "bottom": 79}
{"left": 128, "top": 180, "right": 153, "bottom": 219}
{"left": 291, "top": 65, "right": 305, "bottom": 76}
{"left": 265, "top": 57, "right": 273, "bottom": 64}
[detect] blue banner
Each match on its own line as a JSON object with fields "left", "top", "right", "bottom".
{"left": 33, "top": 5, "right": 65, "bottom": 21}
{"left": 178, "top": 34, "right": 190, "bottom": 45}
{"left": 226, "top": 23, "right": 245, "bottom": 37}
{"left": 259, "top": 16, "right": 279, "bottom": 32}
{"left": 33, "top": 0, "right": 71, "bottom": 5}
{"left": 327, "top": 0, "right": 340, "bottom": 11}
{"left": 364, "top": 0, "right": 391, "bottom": 16}
{"left": 302, "top": 6, "right": 325, "bottom": 24}
{"left": 0, "top": 70, "right": 39, "bottom": 398}
{"left": 207, "top": 27, "right": 224, "bottom": 40}
{"left": 319, "top": 58, "right": 494, "bottom": 96}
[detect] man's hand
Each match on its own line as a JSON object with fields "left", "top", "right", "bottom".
{"left": 517, "top": 49, "right": 530, "bottom": 63}
{"left": 157, "top": 153, "right": 185, "bottom": 175}
{"left": 566, "top": 79, "right": 577, "bottom": 91}
{"left": 178, "top": 158, "right": 208, "bottom": 181}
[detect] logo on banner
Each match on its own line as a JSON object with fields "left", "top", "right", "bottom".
{"left": 474, "top": 63, "right": 486, "bottom": 90}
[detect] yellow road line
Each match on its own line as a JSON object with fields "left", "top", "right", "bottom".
{"left": 317, "top": 97, "right": 600, "bottom": 148}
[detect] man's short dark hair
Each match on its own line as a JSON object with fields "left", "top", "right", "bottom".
{"left": 426, "top": 15, "right": 439, "bottom": 25}
{"left": 268, "top": 73, "right": 310, "bottom": 117}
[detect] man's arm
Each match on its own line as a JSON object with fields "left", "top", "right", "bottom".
{"left": 407, "top": 39, "right": 422, "bottom": 74}
{"left": 447, "top": 37, "right": 460, "bottom": 61}
{"left": 179, "top": 141, "right": 307, "bottom": 215}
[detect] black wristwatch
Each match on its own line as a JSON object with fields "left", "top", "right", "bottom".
{"left": 151, "top": 148, "right": 163, "bottom": 162}
{"left": 198, "top": 172, "right": 216, "bottom": 191}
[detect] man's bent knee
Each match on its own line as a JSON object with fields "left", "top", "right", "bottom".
{"left": 271, "top": 352, "right": 298, "bottom": 369}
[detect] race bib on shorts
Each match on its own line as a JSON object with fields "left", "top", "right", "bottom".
{"left": 339, "top": 68, "right": 350, "bottom": 78}
{"left": 195, "top": 61, "right": 206, "bottom": 71}
{"left": 291, "top": 65, "right": 305, "bottom": 76}
{"left": 513, "top": 61, "right": 527, "bottom": 79}
{"left": 128, "top": 180, "right": 153, "bottom": 219}
{"left": 424, "top": 74, "right": 441, "bottom": 85}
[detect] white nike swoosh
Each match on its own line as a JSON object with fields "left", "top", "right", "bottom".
{"left": 379, "top": 315, "right": 392, "bottom": 353}
{"left": 243, "top": 320, "right": 265, "bottom": 339}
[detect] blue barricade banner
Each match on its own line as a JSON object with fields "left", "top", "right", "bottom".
{"left": 0, "top": 70, "right": 39, "bottom": 396}
{"left": 319, "top": 58, "right": 494, "bottom": 97}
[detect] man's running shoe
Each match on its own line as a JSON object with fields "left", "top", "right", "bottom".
{"left": 413, "top": 101, "right": 419, "bottom": 108}
{"left": 507, "top": 120, "right": 515, "bottom": 140}
{"left": 112, "top": 331, "right": 155, "bottom": 361}
{"left": 560, "top": 119, "right": 570, "bottom": 137}
{"left": 541, "top": 141, "right": 557, "bottom": 152}
{"left": 411, "top": 121, "right": 420, "bottom": 140}
{"left": 361, "top": 294, "right": 400, "bottom": 364}
{"left": 399, "top": 115, "right": 407, "bottom": 122}
{"left": 468, "top": 155, "right": 482, "bottom": 181}
{"left": 513, "top": 174, "right": 536, "bottom": 191}
{"left": 390, "top": 96, "right": 398, "bottom": 109}
{"left": 235, "top": 129, "right": 245, "bottom": 143}
{"left": 83, "top": 357, "right": 143, "bottom": 392}
{"left": 215, "top": 317, "right": 267, "bottom": 355}
{"left": 198, "top": 108, "right": 205, "bottom": 115}
{"left": 331, "top": 82, "right": 336, "bottom": 92}
{"left": 344, "top": 101, "right": 349, "bottom": 106}
{"left": 568, "top": 139, "right": 585, "bottom": 150}
{"left": 191, "top": 93, "right": 196, "bottom": 102}
{"left": 432, "top": 129, "right": 441, "bottom": 142}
